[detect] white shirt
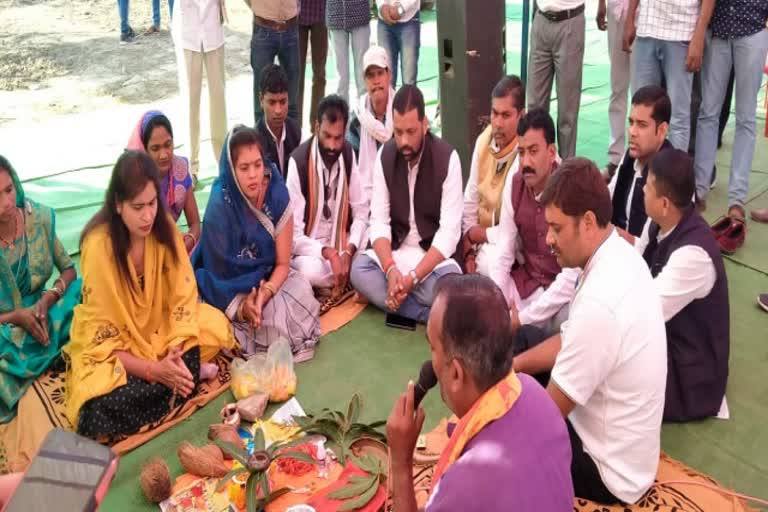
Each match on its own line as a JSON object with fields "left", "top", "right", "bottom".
{"left": 608, "top": 0, "right": 630, "bottom": 19}
{"left": 171, "top": 0, "right": 225, "bottom": 53}
{"left": 488, "top": 160, "right": 578, "bottom": 326}
{"left": 461, "top": 137, "right": 519, "bottom": 242}
{"left": 377, "top": 0, "right": 420, "bottom": 23}
{"left": 551, "top": 230, "right": 667, "bottom": 504}
{"left": 265, "top": 122, "right": 287, "bottom": 174}
{"left": 286, "top": 148, "right": 370, "bottom": 259}
{"left": 636, "top": 0, "right": 700, "bottom": 42}
{"left": 367, "top": 146, "right": 464, "bottom": 274}
{"left": 634, "top": 225, "right": 717, "bottom": 321}
{"left": 537, "top": 0, "right": 585, "bottom": 13}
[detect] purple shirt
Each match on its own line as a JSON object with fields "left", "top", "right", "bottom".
{"left": 426, "top": 374, "right": 574, "bottom": 511}
{"left": 298, "top": 0, "right": 326, "bottom": 26}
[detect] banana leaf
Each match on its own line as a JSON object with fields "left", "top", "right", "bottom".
{"left": 213, "top": 440, "right": 250, "bottom": 468}
{"left": 216, "top": 467, "right": 248, "bottom": 491}
{"left": 327, "top": 473, "right": 377, "bottom": 500}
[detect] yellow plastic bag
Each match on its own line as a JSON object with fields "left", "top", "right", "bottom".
{"left": 265, "top": 338, "right": 297, "bottom": 402}
{"left": 230, "top": 338, "right": 297, "bottom": 402}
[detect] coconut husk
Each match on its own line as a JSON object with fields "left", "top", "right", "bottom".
{"left": 139, "top": 458, "right": 172, "bottom": 503}
{"left": 208, "top": 424, "right": 244, "bottom": 458}
{"left": 177, "top": 442, "right": 229, "bottom": 478}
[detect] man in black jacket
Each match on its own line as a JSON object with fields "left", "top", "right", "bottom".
{"left": 256, "top": 64, "right": 303, "bottom": 176}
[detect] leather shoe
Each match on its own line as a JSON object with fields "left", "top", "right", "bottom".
{"left": 710, "top": 216, "right": 732, "bottom": 238}
{"left": 758, "top": 294, "right": 768, "bottom": 313}
{"left": 750, "top": 208, "right": 768, "bottom": 223}
{"left": 717, "top": 219, "right": 746, "bottom": 255}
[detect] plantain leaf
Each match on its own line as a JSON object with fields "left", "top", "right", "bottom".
{"left": 338, "top": 478, "right": 381, "bottom": 511}
{"left": 252, "top": 427, "right": 265, "bottom": 452}
{"left": 349, "top": 454, "right": 376, "bottom": 474}
{"left": 346, "top": 393, "right": 361, "bottom": 430}
{"left": 246, "top": 473, "right": 259, "bottom": 512}
{"left": 216, "top": 467, "right": 248, "bottom": 491}
{"left": 292, "top": 415, "right": 313, "bottom": 429}
{"left": 213, "top": 439, "right": 249, "bottom": 468}
{"left": 272, "top": 451, "right": 318, "bottom": 465}
{"left": 327, "top": 474, "right": 377, "bottom": 500}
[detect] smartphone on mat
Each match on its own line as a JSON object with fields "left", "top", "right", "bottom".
{"left": 385, "top": 313, "right": 417, "bottom": 331}
{"left": 4, "top": 428, "right": 118, "bottom": 512}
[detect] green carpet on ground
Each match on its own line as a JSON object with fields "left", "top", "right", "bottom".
{"left": 6, "top": 0, "right": 768, "bottom": 509}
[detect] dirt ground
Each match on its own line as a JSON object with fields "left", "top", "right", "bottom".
{"left": 0, "top": 0, "right": 255, "bottom": 124}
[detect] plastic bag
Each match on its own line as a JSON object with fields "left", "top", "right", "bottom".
{"left": 230, "top": 338, "right": 297, "bottom": 402}
{"left": 265, "top": 337, "right": 297, "bottom": 402}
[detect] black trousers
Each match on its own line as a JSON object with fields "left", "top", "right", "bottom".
{"left": 513, "top": 325, "right": 622, "bottom": 505}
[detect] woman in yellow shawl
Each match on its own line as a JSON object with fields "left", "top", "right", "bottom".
{"left": 64, "top": 151, "right": 234, "bottom": 439}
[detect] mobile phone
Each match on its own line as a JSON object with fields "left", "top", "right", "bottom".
{"left": 4, "top": 428, "right": 118, "bottom": 512}
{"left": 385, "top": 312, "right": 417, "bottom": 331}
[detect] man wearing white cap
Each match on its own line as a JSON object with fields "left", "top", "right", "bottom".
{"left": 347, "top": 46, "right": 396, "bottom": 196}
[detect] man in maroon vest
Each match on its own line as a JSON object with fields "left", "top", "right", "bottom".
{"left": 640, "top": 148, "right": 729, "bottom": 422}
{"left": 350, "top": 85, "right": 463, "bottom": 323}
{"left": 489, "top": 108, "right": 578, "bottom": 336}
{"left": 286, "top": 95, "right": 370, "bottom": 298}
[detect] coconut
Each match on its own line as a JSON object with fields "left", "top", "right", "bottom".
{"left": 207, "top": 424, "right": 244, "bottom": 458}
{"left": 139, "top": 458, "right": 172, "bottom": 503}
{"left": 177, "top": 442, "right": 229, "bottom": 478}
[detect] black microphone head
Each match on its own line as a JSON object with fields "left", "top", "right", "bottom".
{"left": 418, "top": 360, "right": 438, "bottom": 389}
{"left": 414, "top": 360, "right": 438, "bottom": 409}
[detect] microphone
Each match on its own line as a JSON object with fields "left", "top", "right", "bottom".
{"left": 413, "top": 360, "right": 438, "bottom": 409}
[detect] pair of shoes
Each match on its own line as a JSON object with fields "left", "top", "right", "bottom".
{"left": 758, "top": 294, "right": 768, "bottom": 313}
{"left": 603, "top": 163, "right": 618, "bottom": 183}
{"left": 750, "top": 208, "right": 768, "bottom": 223}
{"left": 711, "top": 206, "right": 747, "bottom": 255}
{"left": 120, "top": 26, "right": 136, "bottom": 43}
{"left": 144, "top": 25, "right": 160, "bottom": 35}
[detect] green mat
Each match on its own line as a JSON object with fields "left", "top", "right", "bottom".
{"left": 4, "top": 0, "right": 768, "bottom": 509}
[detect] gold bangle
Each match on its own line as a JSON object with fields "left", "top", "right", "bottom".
{"left": 263, "top": 282, "right": 277, "bottom": 297}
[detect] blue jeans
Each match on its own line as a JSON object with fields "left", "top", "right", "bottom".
{"left": 330, "top": 24, "right": 371, "bottom": 102}
{"left": 632, "top": 37, "right": 693, "bottom": 151}
{"left": 694, "top": 29, "right": 768, "bottom": 206}
{"left": 251, "top": 22, "right": 300, "bottom": 124}
{"left": 117, "top": 0, "right": 130, "bottom": 35}
{"left": 377, "top": 15, "right": 420, "bottom": 87}
{"left": 350, "top": 254, "right": 462, "bottom": 323}
{"left": 152, "top": 0, "right": 174, "bottom": 27}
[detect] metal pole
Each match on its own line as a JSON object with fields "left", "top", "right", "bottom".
{"left": 521, "top": 0, "right": 530, "bottom": 84}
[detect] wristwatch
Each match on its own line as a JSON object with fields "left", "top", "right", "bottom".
{"left": 408, "top": 269, "right": 420, "bottom": 287}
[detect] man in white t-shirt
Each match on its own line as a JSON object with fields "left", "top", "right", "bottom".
{"left": 513, "top": 158, "right": 667, "bottom": 504}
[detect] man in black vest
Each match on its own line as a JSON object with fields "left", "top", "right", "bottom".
{"left": 608, "top": 85, "right": 672, "bottom": 244}
{"left": 350, "top": 85, "right": 463, "bottom": 323}
{"left": 641, "top": 148, "right": 729, "bottom": 422}
{"left": 256, "top": 64, "right": 302, "bottom": 177}
{"left": 286, "top": 95, "right": 369, "bottom": 298}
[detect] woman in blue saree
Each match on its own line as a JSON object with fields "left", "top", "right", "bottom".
{"left": 193, "top": 127, "right": 321, "bottom": 362}
{"left": 0, "top": 156, "right": 81, "bottom": 423}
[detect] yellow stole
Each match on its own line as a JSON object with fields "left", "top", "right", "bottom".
{"left": 63, "top": 224, "right": 234, "bottom": 426}
{"left": 429, "top": 371, "right": 522, "bottom": 494}
{"left": 476, "top": 125, "right": 518, "bottom": 228}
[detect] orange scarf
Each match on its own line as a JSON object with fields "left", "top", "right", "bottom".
{"left": 429, "top": 371, "right": 522, "bottom": 494}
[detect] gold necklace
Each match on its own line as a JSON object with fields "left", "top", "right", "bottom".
{"left": 0, "top": 209, "right": 18, "bottom": 250}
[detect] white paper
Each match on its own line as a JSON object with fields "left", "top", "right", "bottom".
{"left": 715, "top": 395, "right": 730, "bottom": 420}
{"left": 270, "top": 397, "right": 306, "bottom": 424}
